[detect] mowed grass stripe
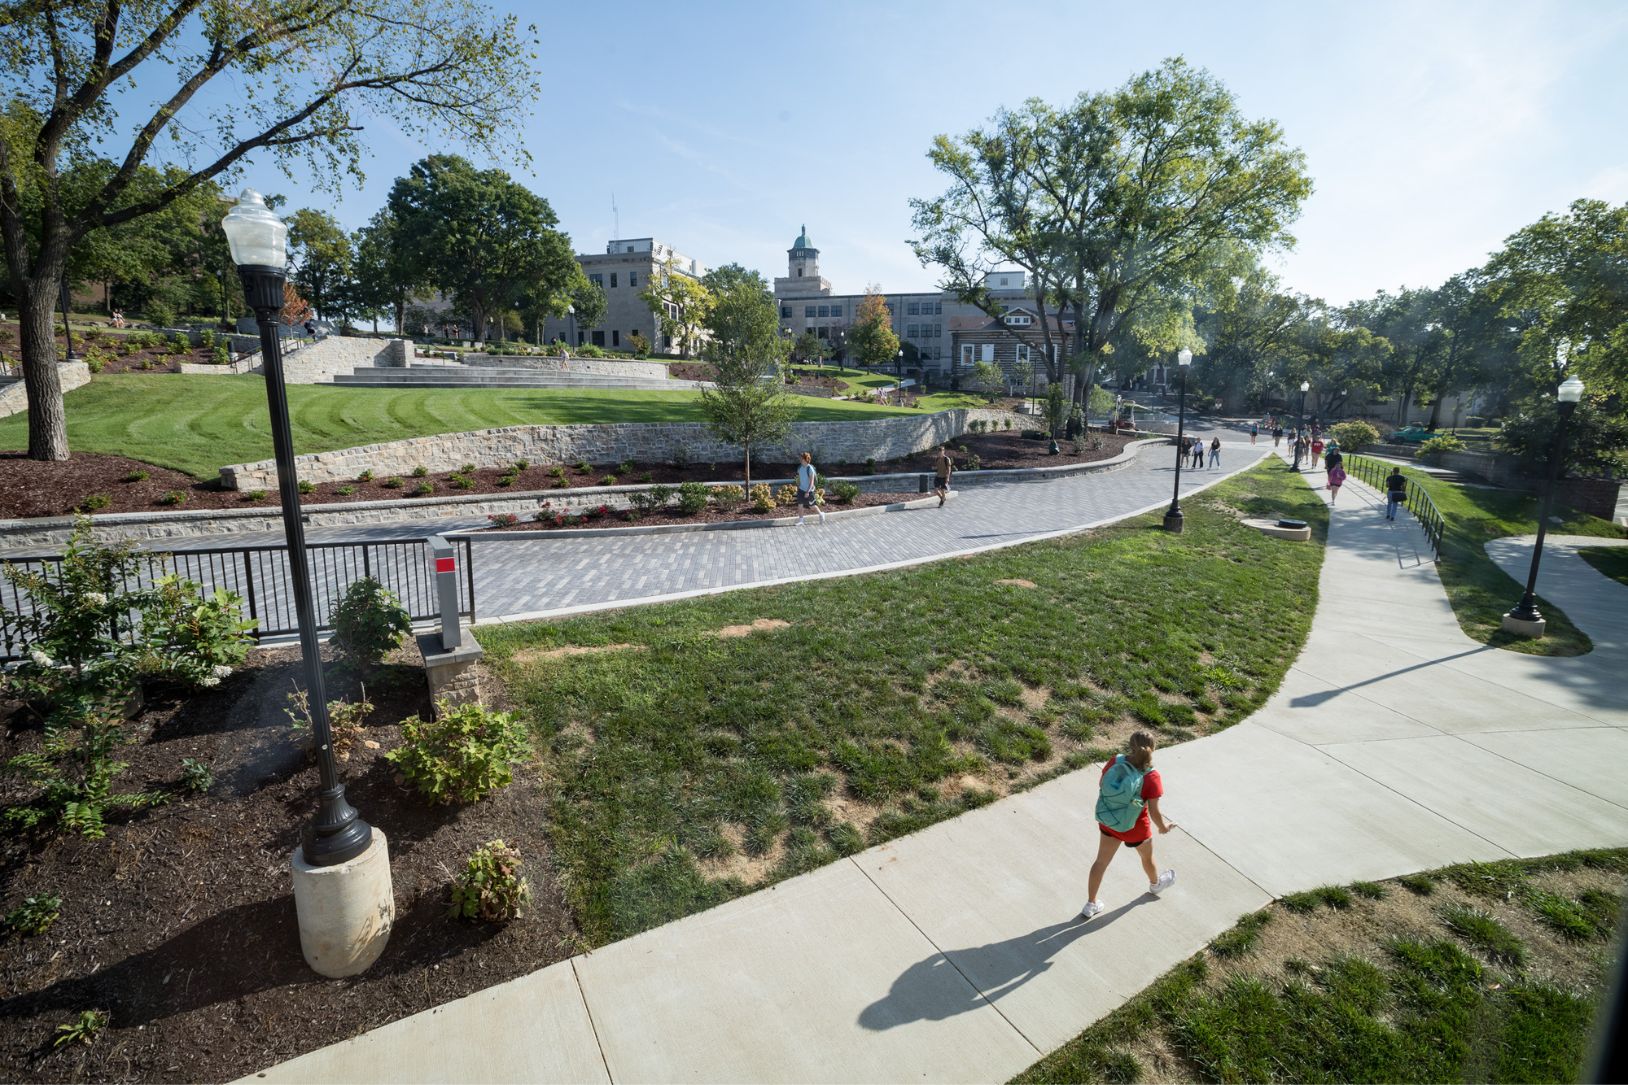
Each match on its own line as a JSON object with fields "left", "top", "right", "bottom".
{"left": 484, "top": 462, "right": 1328, "bottom": 946}
{"left": 0, "top": 374, "right": 920, "bottom": 478}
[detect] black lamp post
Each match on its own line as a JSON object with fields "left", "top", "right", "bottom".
{"left": 1291, "top": 380, "right": 1309, "bottom": 470}
{"left": 1163, "top": 347, "right": 1193, "bottom": 533}
{"left": 1504, "top": 369, "right": 1586, "bottom": 632}
{"left": 222, "top": 190, "right": 373, "bottom": 867}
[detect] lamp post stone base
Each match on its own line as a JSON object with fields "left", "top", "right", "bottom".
{"left": 1500, "top": 612, "right": 1547, "bottom": 639}
{"left": 292, "top": 830, "right": 394, "bottom": 978}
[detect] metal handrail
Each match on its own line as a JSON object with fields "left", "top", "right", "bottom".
{"left": 1345, "top": 454, "right": 1446, "bottom": 560}
{"left": 1, "top": 536, "right": 474, "bottom": 662}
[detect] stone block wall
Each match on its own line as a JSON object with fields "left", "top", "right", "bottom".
{"left": 220, "top": 408, "right": 1020, "bottom": 489}
{"left": 458, "top": 354, "right": 669, "bottom": 379}
{"left": 1433, "top": 450, "right": 1621, "bottom": 520}
{"left": 0, "top": 361, "right": 91, "bottom": 420}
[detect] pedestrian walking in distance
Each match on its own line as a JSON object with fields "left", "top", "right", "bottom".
{"left": 1190, "top": 437, "right": 1204, "bottom": 470}
{"left": 1250, "top": 422, "right": 1258, "bottom": 445}
{"left": 1272, "top": 425, "right": 1284, "bottom": 448}
{"left": 1208, "top": 437, "right": 1221, "bottom": 469}
{"left": 794, "top": 452, "right": 826, "bottom": 526}
{"left": 1081, "top": 731, "right": 1176, "bottom": 920}
{"left": 1310, "top": 436, "right": 1325, "bottom": 469}
{"left": 1323, "top": 443, "right": 1346, "bottom": 502}
{"left": 934, "top": 444, "right": 954, "bottom": 507}
{"left": 1385, "top": 466, "right": 1407, "bottom": 520}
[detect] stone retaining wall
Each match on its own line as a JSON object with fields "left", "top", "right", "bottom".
{"left": 278, "top": 336, "right": 412, "bottom": 383}
{"left": 0, "top": 361, "right": 91, "bottom": 419}
{"left": 1434, "top": 449, "right": 1622, "bottom": 520}
{"left": 458, "top": 355, "right": 671, "bottom": 380}
{"left": 219, "top": 409, "right": 1020, "bottom": 490}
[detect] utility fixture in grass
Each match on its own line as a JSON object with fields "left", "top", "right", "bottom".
{"left": 484, "top": 463, "right": 1329, "bottom": 946}
{"left": 0, "top": 374, "right": 922, "bottom": 479}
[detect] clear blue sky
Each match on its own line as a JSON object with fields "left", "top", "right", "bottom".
{"left": 218, "top": 0, "right": 1628, "bottom": 307}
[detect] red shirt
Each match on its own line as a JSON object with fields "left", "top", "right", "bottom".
{"left": 1098, "top": 758, "right": 1163, "bottom": 842}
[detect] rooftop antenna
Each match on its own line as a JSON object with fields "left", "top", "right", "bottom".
{"left": 611, "top": 192, "right": 620, "bottom": 240}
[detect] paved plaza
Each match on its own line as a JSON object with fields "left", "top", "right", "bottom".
{"left": 251, "top": 448, "right": 1628, "bottom": 1083}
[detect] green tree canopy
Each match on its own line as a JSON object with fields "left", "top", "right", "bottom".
{"left": 288, "top": 208, "right": 354, "bottom": 326}
{"left": 847, "top": 288, "right": 899, "bottom": 370}
{"left": 639, "top": 259, "right": 713, "bottom": 357}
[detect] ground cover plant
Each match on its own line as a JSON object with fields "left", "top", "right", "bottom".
{"left": 0, "top": 374, "right": 925, "bottom": 479}
{"left": 1577, "top": 545, "right": 1628, "bottom": 588}
{"left": 1014, "top": 849, "right": 1627, "bottom": 1084}
{"left": 1361, "top": 461, "right": 1623, "bottom": 655}
{"left": 485, "top": 462, "right": 1327, "bottom": 945}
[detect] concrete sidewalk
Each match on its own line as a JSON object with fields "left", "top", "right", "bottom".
{"left": 251, "top": 465, "right": 1628, "bottom": 1084}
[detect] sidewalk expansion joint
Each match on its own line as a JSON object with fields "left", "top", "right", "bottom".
{"left": 570, "top": 957, "right": 616, "bottom": 1084}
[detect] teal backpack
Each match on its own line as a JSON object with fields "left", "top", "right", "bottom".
{"left": 1095, "top": 754, "right": 1148, "bottom": 832}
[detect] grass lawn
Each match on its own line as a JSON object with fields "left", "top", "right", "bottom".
{"left": 1353, "top": 458, "right": 1623, "bottom": 656}
{"left": 0, "top": 374, "right": 918, "bottom": 479}
{"left": 1015, "top": 848, "right": 1627, "bottom": 1084}
{"left": 1578, "top": 546, "right": 1628, "bottom": 588}
{"left": 789, "top": 363, "right": 988, "bottom": 412}
{"left": 483, "top": 462, "right": 1328, "bottom": 946}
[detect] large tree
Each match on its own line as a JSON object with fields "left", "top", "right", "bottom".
{"left": 387, "top": 155, "right": 577, "bottom": 341}
{"left": 702, "top": 265, "right": 780, "bottom": 367}
{"left": 1, "top": 0, "right": 536, "bottom": 460}
{"left": 287, "top": 208, "right": 353, "bottom": 325}
{"left": 846, "top": 287, "right": 899, "bottom": 371}
{"left": 913, "top": 58, "right": 1312, "bottom": 407}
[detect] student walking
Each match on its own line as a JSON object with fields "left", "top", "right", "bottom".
{"left": 1385, "top": 467, "right": 1407, "bottom": 520}
{"left": 794, "top": 452, "right": 826, "bottom": 526}
{"left": 1272, "top": 425, "right": 1284, "bottom": 447}
{"left": 1208, "top": 436, "right": 1221, "bottom": 468}
{"left": 933, "top": 444, "right": 954, "bottom": 507}
{"left": 1291, "top": 433, "right": 1307, "bottom": 470}
{"left": 1310, "top": 436, "right": 1325, "bottom": 469}
{"left": 1250, "top": 423, "right": 1258, "bottom": 445}
{"left": 1190, "top": 437, "right": 1205, "bottom": 470}
{"left": 1081, "top": 731, "right": 1176, "bottom": 920}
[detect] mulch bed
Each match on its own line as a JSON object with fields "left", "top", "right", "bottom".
{"left": 665, "top": 361, "right": 715, "bottom": 382}
{"left": 485, "top": 488, "right": 922, "bottom": 531}
{"left": 0, "top": 431, "right": 1138, "bottom": 522}
{"left": 0, "top": 321, "right": 231, "bottom": 376}
{"left": 0, "top": 646, "right": 576, "bottom": 1083}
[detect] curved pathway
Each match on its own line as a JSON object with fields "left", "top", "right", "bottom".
{"left": 251, "top": 450, "right": 1628, "bottom": 1084}
{"left": 470, "top": 423, "right": 1260, "bottom": 621}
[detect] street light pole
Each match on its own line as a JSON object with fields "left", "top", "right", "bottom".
{"left": 1504, "top": 368, "right": 1586, "bottom": 635}
{"left": 1292, "top": 380, "right": 1309, "bottom": 471}
{"left": 1163, "top": 348, "right": 1193, "bottom": 533}
{"left": 223, "top": 191, "right": 372, "bottom": 868}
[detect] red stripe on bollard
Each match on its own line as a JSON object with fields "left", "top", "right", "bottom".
{"left": 434, "top": 556, "right": 456, "bottom": 574}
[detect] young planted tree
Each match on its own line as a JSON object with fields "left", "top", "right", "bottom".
{"left": 699, "top": 353, "right": 795, "bottom": 492}
{"left": 0, "top": 1, "right": 537, "bottom": 460}
{"left": 847, "top": 287, "right": 899, "bottom": 371}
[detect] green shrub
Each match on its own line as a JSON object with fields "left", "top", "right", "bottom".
{"left": 357, "top": 469, "right": 375, "bottom": 482}
{"left": 3, "top": 694, "right": 164, "bottom": 838}
{"left": 676, "top": 481, "right": 709, "bottom": 515}
{"left": 513, "top": 458, "right": 530, "bottom": 472}
{"left": 168, "top": 332, "right": 191, "bottom": 355}
{"left": 212, "top": 344, "right": 231, "bottom": 365}
{"left": 827, "top": 480, "right": 861, "bottom": 504}
{"left": 3, "top": 893, "right": 63, "bottom": 936}
{"left": 77, "top": 493, "right": 111, "bottom": 512}
{"left": 330, "top": 577, "right": 411, "bottom": 668}
{"left": 136, "top": 574, "right": 255, "bottom": 688}
{"left": 749, "top": 483, "right": 775, "bottom": 513}
{"left": 156, "top": 489, "right": 187, "bottom": 506}
{"left": 297, "top": 479, "right": 316, "bottom": 495}
{"left": 713, "top": 484, "right": 746, "bottom": 511}
{"left": 600, "top": 474, "right": 618, "bottom": 486}
{"left": 1417, "top": 434, "right": 1466, "bottom": 459}
{"left": 774, "top": 483, "right": 800, "bottom": 507}
{"left": 450, "top": 839, "right": 532, "bottom": 922}
{"left": 285, "top": 688, "right": 374, "bottom": 762}
{"left": 243, "top": 489, "right": 268, "bottom": 501}
{"left": 82, "top": 348, "right": 108, "bottom": 373}
{"left": 413, "top": 480, "right": 435, "bottom": 495}
{"left": 460, "top": 462, "right": 476, "bottom": 474}
{"left": 380, "top": 476, "right": 402, "bottom": 489}
{"left": 336, "top": 484, "right": 356, "bottom": 495}
{"left": 178, "top": 757, "right": 213, "bottom": 795}
{"left": 386, "top": 701, "right": 532, "bottom": 804}
{"left": 574, "top": 460, "right": 591, "bottom": 473}
{"left": 54, "top": 1009, "right": 108, "bottom": 1048}
{"left": 411, "top": 465, "right": 429, "bottom": 478}
{"left": 448, "top": 472, "right": 474, "bottom": 490}
{"left": 120, "top": 469, "right": 149, "bottom": 483}
{"left": 617, "top": 460, "right": 633, "bottom": 475}
{"left": 627, "top": 486, "right": 674, "bottom": 514}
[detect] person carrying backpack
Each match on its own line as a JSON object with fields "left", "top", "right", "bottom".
{"left": 1081, "top": 731, "right": 1176, "bottom": 919}
{"left": 1385, "top": 467, "right": 1407, "bottom": 521}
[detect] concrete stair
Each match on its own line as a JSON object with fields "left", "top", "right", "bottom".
{"left": 331, "top": 366, "right": 709, "bottom": 391}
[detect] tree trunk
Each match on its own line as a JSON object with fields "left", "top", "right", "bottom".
{"left": 19, "top": 280, "right": 70, "bottom": 460}
{"left": 742, "top": 440, "right": 751, "bottom": 492}
{"left": 1425, "top": 389, "right": 1445, "bottom": 431}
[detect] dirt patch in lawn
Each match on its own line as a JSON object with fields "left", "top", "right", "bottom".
{"left": 995, "top": 578, "right": 1038, "bottom": 588}
{"left": 511, "top": 643, "right": 644, "bottom": 664}
{"left": 712, "top": 618, "right": 791, "bottom": 639}
{"left": 699, "top": 825, "right": 785, "bottom": 884}
{"left": 0, "top": 645, "right": 576, "bottom": 1084}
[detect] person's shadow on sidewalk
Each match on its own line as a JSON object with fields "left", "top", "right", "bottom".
{"left": 857, "top": 897, "right": 1155, "bottom": 1031}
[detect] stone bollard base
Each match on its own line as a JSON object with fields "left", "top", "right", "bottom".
{"left": 417, "top": 631, "right": 485, "bottom": 713}
{"left": 291, "top": 831, "right": 394, "bottom": 978}
{"left": 1501, "top": 612, "right": 1547, "bottom": 639}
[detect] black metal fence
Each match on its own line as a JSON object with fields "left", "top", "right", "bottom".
{"left": 1346, "top": 454, "right": 1446, "bottom": 559}
{"left": 1, "top": 536, "right": 474, "bottom": 662}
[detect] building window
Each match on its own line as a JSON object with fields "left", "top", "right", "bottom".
{"left": 629, "top": 272, "right": 638, "bottom": 287}
{"left": 815, "top": 326, "right": 828, "bottom": 339}
{"left": 577, "top": 331, "right": 585, "bottom": 345}
{"left": 960, "top": 344, "right": 976, "bottom": 367}
{"left": 906, "top": 301, "right": 920, "bottom": 316}
{"left": 610, "top": 272, "right": 618, "bottom": 288}
{"left": 592, "top": 330, "right": 605, "bottom": 346}
{"left": 1004, "top": 313, "right": 1032, "bottom": 326}
{"left": 612, "top": 330, "right": 620, "bottom": 347}
{"left": 589, "top": 273, "right": 604, "bottom": 287}
{"left": 805, "top": 305, "right": 816, "bottom": 317}
{"left": 796, "top": 268, "right": 803, "bottom": 277}
{"left": 781, "top": 305, "right": 791, "bottom": 318}
{"left": 631, "top": 329, "right": 639, "bottom": 339}
{"left": 1015, "top": 344, "right": 1031, "bottom": 364}
{"left": 816, "top": 305, "right": 829, "bottom": 317}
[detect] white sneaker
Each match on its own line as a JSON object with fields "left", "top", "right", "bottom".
{"left": 1150, "top": 870, "right": 1176, "bottom": 894}
{"left": 1079, "top": 900, "right": 1104, "bottom": 920}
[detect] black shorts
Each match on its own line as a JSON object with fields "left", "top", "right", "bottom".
{"left": 1100, "top": 827, "right": 1150, "bottom": 848}
{"left": 797, "top": 489, "right": 817, "bottom": 508}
